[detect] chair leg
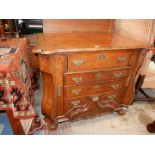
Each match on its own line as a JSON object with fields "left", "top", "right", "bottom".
{"left": 135, "top": 75, "right": 155, "bottom": 102}
{"left": 139, "top": 88, "right": 151, "bottom": 98}
{"left": 6, "top": 110, "right": 25, "bottom": 135}
{"left": 147, "top": 121, "right": 155, "bottom": 133}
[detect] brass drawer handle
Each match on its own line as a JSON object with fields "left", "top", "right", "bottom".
{"left": 72, "top": 77, "right": 83, "bottom": 83}
{"left": 91, "top": 96, "right": 118, "bottom": 109}
{"left": 114, "top": 72, "right": 123, "bottom": 78}
{"left": 95, "top": 72, "right": 102, "bottom": 79}
{"left": 111, "top": 83, "right": 119, "bottom": 89}
{"left": 73, "top": 59, "right": 84, "bottom": 66}
{"left": 97, "top": 54, "right": 106, "bottom": 60}
{"left": 117, "top": 56, "right": 126, "bottom": 62}
{"left": 93, "top": 84, "right": 101, "bottom": 90}
{"left": 72, "top": 89, "right": 82, "bottom": 95}
{"left": 91, "top": 96, "right": 100, "bottom": 101}
{"left": 71, "top": 100, "right": 80, "bottom": 106}
{"left": 108, "top": 94, "right": 117, "bottom": 100}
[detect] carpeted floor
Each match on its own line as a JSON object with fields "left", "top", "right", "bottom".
{"left": 42, "top": 101, "right": 155, "bottom": 135}
{"left": 1, "top": 74, "right": 155, "bottom": 135}
{"left": 0, "top": 124, "right": 4, "bottom": 134}
{"left": 35, "top": 75, "right": 155, "bottom": 135}
{"left": 1, "top": 100, "right": 155, "bottom": 135}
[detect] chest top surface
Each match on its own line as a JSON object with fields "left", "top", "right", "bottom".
{"left": 34, "top": 32, "right": 152, "bottom": 55}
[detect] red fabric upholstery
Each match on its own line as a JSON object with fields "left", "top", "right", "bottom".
{"left": 0, "top": 38, "right": 44, "bottom": 134}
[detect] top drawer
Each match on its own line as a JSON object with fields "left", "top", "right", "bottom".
{"left": 67, "top": 50, "right": 132, "bottom": 72}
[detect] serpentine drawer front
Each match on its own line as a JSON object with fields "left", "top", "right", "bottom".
{"left": 64, "top": 91, "right": 123, "bottom": 112}
{"left": 67, "top": 50, "right": 132, "bottom": 72}
{"left": 64, "top": 90, "right": 125, "bottom": 121}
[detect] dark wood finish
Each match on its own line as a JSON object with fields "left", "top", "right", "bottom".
{"left": 6, "top": 110, "right": 25, "bottom": 135}
{"left": 34, "top": 20, "right": 152, "bottom": 130}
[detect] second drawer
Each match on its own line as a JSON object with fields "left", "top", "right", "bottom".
{"left": 64, "top": 68, "right": 129, "bottom": 86}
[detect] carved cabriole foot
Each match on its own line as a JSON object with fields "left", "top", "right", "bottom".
{"left": 117, "top": 110, "right": 127, "bottom": 116}
{"left": 44, "top": 117, "right": 58, "bottom": 131}
{"left": 116, "top": 104, "right": 128, "bottom": 116}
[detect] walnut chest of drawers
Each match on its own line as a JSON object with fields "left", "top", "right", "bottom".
{"left": 34, "top": 32, "right": 151, "bottom": 130}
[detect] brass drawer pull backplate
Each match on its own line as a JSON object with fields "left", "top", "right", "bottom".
{"left": 111, "top": 83, "right": 119, "bottom": 89}
{"left": 117, "top": 56, "right": 126, "bottom": 62}
{"left": 71, "top": 100, "right": 80, "bottom": 106}
{"left": 95, "top": 72, "right": 102, "bottom": 79}
{"left": 73, "top": 59, "right": 84, "bottom": 66}
{"left": 72, "top": 77, "right": 83, "bottom": 83}
{"left": 114, "top": 72, "right": 123, "bottom": 78}
{"left": 108, "top": 94, "right": 117, "bottom": 100}
{"left": 72, "top": 89, "right": 82, "bottom": 95}
{"left": 97, "top": 54, "right": 106, "bottom": 60}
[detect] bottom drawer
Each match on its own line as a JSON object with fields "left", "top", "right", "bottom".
{"left": 64, "top": 91, "right": 124, "bottom": 121}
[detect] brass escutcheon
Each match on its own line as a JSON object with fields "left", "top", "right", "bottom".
{"left": 57, "top": 85, "right": 61, "bottom": 96}
{"left": 125, "top": 76, "right": 131, "bottom": 86}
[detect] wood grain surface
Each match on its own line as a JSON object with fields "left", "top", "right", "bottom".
{"left": 34, "top": 32, "right": 152, "bottom": 54}
{"left": 115, "top": 19, "right": 154, "bottom": 44}
{"left": 43, "top": 19, "right": 115, "bottom": 33}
